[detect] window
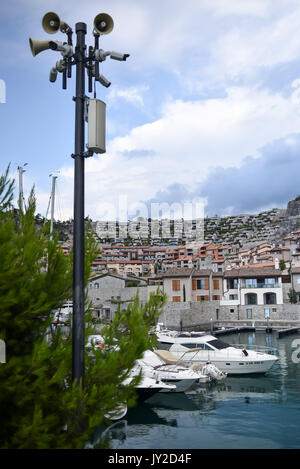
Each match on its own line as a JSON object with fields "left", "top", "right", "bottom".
{"left": 245, "top": 293, "right": 257, "bottom": 305}
{"left": 213, "top": 279, "right": 220, "bottom": 290}
{"left": 264, "top": 292, "right": 276, "bottom": 305}
{"left": 196, "top": 279, "right": 209, "bottom": 290}
{"left": 264, "top": 308, "right": 270, "bottom": 319}
{"left": 265, "top": 278, "right": 276, "bottom": 285}
{"left": 230, "top": 309, "right": 235, "bottom": 313}
{"left": 213, "top": 295, "right": 220, "bottom": 300}
{"left": 172, "top": 296, "right": 181, "bottom": 302}
{"left": 207, "top": 339, "right": 230, "bottom": 350}
{"left": 172, "top": 279, "right": 180, "bottom": 291}
{"left": 272, "top": 307, "right": 277, "bottom": 312}
{"left": 245, "top": 279, "right": 257, "bottom": 288}
{"left": 228, "top": 279, "right": 238, "bottom": 289}
{"left": 247, "top": 308, "right": 252, "bottom": 319}
{"left": 229, "top": 294, "right": 238, "bottom": 300}
{"left": 297, "top": 278, "right": 300, "bottom": 284}
{"left": 197, "top": 296, "right": 207, "bottom": 301}
{"left": 94, "top": 283, "right": 99, "bottom": 289}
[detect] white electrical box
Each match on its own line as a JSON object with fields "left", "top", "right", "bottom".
{"left": 87, "top": 98, "right": 106, "bottom": 154}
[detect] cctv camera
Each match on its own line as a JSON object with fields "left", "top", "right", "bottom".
{"left": 97, "top": 74, "right": 111, "bottom": 88}
{"left": 94, "top": 49, "right": 111, "bottom": 62}
{"left": 49, "top": 67, "right": 58, "bottom": 83}
{"left": 49, "top": 41, "right": 73, "bottom": 58}
{"left": 110, "top": 51, "right": 130, "bottom": 61}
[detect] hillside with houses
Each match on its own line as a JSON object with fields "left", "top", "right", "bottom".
{"left": 51, "top": 196, "right": 300, "bottom": 326}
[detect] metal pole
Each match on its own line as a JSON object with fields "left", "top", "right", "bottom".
{"left": 50, "top": 175, "right": 57, "bottom": 240}
{"left": 18, "top": 166, "right": 24, "bottom": 211}
{"left": 72, "top": 22, "right": 86, "bottom": 387}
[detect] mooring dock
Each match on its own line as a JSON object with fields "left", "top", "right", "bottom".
{"left": 178, "top": 320, "right": 300, "bottom": 338}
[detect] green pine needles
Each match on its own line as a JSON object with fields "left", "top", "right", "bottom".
{"left": 0, "top": 167, "right": 165, "bottom": 449}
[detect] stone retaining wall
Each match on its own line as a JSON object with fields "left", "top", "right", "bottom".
{"left": 160, "top": 301, "right": 300, "bottom": 329}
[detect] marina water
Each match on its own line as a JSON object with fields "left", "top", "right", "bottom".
{"left": 103, "top": 331, "right": 300, "bottom": 449}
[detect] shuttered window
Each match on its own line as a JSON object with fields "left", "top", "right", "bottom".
{"left": 204, "top": 279, "right": 209, "bottom": 290}
{"left": 172, "top": 296, "right": 181, "bottom": 302}
{"left": 192, "top": 279, "right": 197, "bottom": 290}
{"left": 172, "top": 279, "right": 180, "bottom": 291}
{"left": 198, "top": 295, "right": 209, "bottom": 301}
{"left": 213, "top": 279, "right": 219, "bottom": 290}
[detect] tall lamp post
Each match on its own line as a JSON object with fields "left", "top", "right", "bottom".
{"left": 30, "top": 12, "right": 129, "bottom": 387}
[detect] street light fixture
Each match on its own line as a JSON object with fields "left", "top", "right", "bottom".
{"left": 29, "top": 12, "right": 129, "bottom": 387}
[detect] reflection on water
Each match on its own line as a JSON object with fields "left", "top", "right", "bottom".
{"left": 99, "top": 332, "right": 300, "bottom": 449}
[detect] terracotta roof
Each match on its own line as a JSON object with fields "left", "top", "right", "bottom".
{"left": 192, "top": 270, "right": 211, "bottom": 277}
{"left": 107, "top": 260, "right": 153, "bottom": 265}
{"left": 163, "top": 268, "right": 193, "bottom": 277}
{"left": 224, "top": 265, "right": 281, "bottom": 278}
{"left": 290, "top": 267, "right": 300, "bottom": 274}
{"left": 163, "top": 267, "right": 224, "bottom": 278}
{"left": 194, "top": 270, "right": 223, "bottom": 277}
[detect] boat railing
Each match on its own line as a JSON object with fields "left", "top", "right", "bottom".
{"left": 228, "top": 343, "right": 279, "bottom": 356}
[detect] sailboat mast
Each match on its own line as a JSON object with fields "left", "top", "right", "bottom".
{"left": 50, "top": 175, "right": 58, "bottom": 239}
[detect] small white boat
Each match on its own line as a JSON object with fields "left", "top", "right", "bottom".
{"left": 123, "top": 365, "right": 176, "bottom": 401}
{"left": 136, "top": 350, "right": 204, "bottom": 392}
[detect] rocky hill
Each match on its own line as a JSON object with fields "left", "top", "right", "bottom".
{"left": 44, "top": 196, "right": 300, "bottom": 249}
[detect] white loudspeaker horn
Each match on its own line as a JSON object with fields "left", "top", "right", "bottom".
{"left": 42, "top": 11, "right": 70, "bottom": 34}
{"left": 29, "top": 38, "right": 51, "bottom": 57}
{"left": 94, "top": 13, "right": 114, "bottom": 35}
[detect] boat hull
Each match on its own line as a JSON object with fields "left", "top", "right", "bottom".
{"left": 159, "top": 378, "right": 198, "bottom": 393}
{"left": 135, "top": 387, "right": 163, "bottom": 401}
{"left": 178, "top": 358, "right": 277, "bottom": 375}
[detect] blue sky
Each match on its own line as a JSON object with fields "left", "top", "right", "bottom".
{"left": 2, "top": 0, "right": 300, "bottom": 221}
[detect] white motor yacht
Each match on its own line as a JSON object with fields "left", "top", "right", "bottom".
{"left": 165, "top": 335, "right": 279, "bottom": 375}
{"left": 136, "top": 350, "right": 207, "bottom": 392}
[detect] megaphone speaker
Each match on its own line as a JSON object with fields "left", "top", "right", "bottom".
{"left": 29, "top": 38, "right": 51, "bottom": 57}
{"left": 42, "top": 12, "right": 61, "bottom": 34}
{"left": 94, "top": 13, "right": 114, "bottom": 35}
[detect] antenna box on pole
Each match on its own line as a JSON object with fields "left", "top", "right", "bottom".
{"left": 87, "top": 98, "right": 106, "bottom": 154}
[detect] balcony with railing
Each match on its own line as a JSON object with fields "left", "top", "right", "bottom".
{"left": 241, "top": 281, "right": 280, "bottom": 289}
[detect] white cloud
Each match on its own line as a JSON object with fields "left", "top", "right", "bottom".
{"left": 206, "top": 6, "right": 300, "bottom": 83}
{"left": 34, "top": 81, "right": 300, "bottom": 219}
{"left": 107, "top": 85, "right": 149, "bottom": 108}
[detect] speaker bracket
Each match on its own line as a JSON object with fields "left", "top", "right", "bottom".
{"left": 71, "top": 149, "right": 94, "bottom": 159}
{"left": 72, "top": 94, "right": 88, "bottom": 102}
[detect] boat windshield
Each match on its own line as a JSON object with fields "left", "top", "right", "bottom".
{"left": 207, "top": 339, "right": 231, "bottom": 350}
